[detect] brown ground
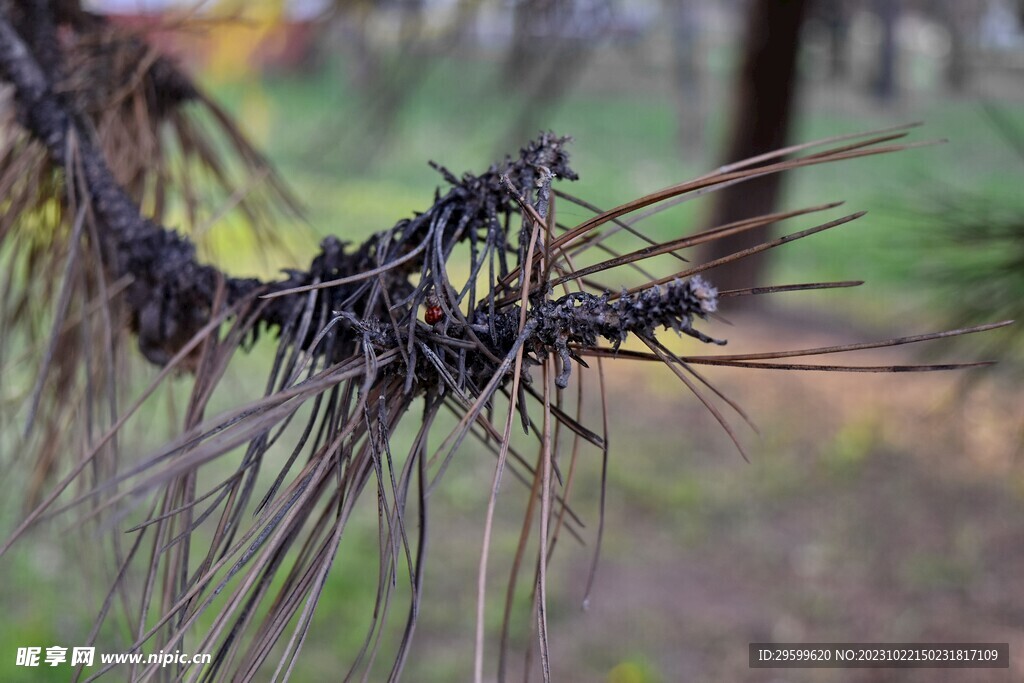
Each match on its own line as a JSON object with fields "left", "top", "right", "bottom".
{"left": 404, "top": 310, "right": 1024, "bottom": 682}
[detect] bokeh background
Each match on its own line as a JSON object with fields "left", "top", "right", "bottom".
{"left": 2, "top": 0, "right": 1024, "bottom": 681}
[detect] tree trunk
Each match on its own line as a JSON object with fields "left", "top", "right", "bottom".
{"left": 700, "top": 0, "right": 809, "bottom": 294}
{"left": 822, "top": 0, "right": 849, "bottom": 80}
{"left": 872, "top": 0, "right": 900, "bottom": 102}
{"left": 939, "top": 0, "right": 971, "bottom": 92}
{"left": 666, "top": 0, "right": 704, "bottom": 151}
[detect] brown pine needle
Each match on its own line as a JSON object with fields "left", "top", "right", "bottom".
{"left": 718, "top": 280, "right": 865, "bottom": 297}
{"left": 682, "top": 320, "right": 1014, "bottom": 361}
{"left": 611, "top": 211, "right": 867, "bottom": 300}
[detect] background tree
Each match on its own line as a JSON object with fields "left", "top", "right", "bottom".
{"left": 701, "top": 0, "right": 811, "bottom": 293}
{"left": 666, "top": 0, "right": 705, "bottom": 152}
{"left": 872, "top": 0, "right": 901, "bottom": 102}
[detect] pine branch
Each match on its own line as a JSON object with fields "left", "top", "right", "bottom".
{"left": 0, "top": 9, "right": 719, "bottom": 397}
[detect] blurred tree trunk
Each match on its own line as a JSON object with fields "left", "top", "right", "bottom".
{"left": 504, "top": 0, "right": 560, "bottom": 87}
{"left": 399, "top": 0, "right": 424, "bottom": 43}
{"left": 938, "top": 0, "right": 971, "bottom": 92}
{"left": 498, "top": 0, "right": 607, "bottom": 155}
{"left": 871, "top": 0, "right": 900, "bottom": 102}
{"left": 665, "top": 0, "right": 704, "bottom": 151}
{"left": 701, "top": 0, "right": 809, "bottom": 293}
{"left": 330, "top": 1, "right": 382, "bottom": 91}
{"left": 821, "top": 0, "right": 849, "bottom": 80}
